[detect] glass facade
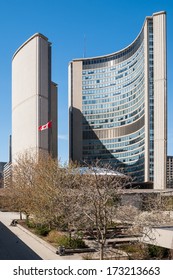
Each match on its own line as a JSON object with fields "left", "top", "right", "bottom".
{"left": 69, "top": 12, "right": 167, "bottom": 188}
{"left": 148, "top": 20, "right": 154, "bottom": 182}
{"left": 80, "top": 31, "right": 145, "bottom": 181}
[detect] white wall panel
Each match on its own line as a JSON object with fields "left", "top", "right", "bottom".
{"left": 153, "top": 12, "right": 167, "bottom": 189}
{"left": 12, "top": 34, "right": 50, "bottom": 161}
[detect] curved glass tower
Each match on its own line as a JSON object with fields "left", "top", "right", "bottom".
{"left": 69, "top": 12, "right": 167, "bottom": 189}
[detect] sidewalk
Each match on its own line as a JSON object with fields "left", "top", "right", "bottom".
{"left": 0, "top": 212, "right": 83, "bottom": 260}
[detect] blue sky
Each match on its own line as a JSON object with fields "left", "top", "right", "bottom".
{"left": 0, "top": 0, "right": 172, "bottom": 163}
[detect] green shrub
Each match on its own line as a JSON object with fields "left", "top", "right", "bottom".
{"left": 26, "top": 219, "right": 36, "bottom": 229}
{"left": 35, "top": 225, "right": 51, "bottom": 236}
{"left": 56, "top": 235, "right": 87, "bottom": 249}
{"left": 25, "top": 220, "right": 50, "bottom": 236}
{"left": 70, "top": 237, "right": 87, "bottom": 249}
{"left": 147, "top": 244, "right": 170, "bottom": 259}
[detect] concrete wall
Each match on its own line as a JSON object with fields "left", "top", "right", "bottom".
{"left": 142, "top": 226, "right": 173, "bottom": 249}
{"left": 50, "top": 82, "right": 58, "bottom": 158}
{"left": 12, "top": 33, "right": 55, "bottom": 161}
{"left": 69, "top": 61, "right": 83, "bottom": 161}
{"left": 153, "top": 12, "right": 167, "bottom": 189}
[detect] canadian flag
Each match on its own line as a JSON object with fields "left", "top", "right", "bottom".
{"left": 39, "top": 121, "right": 52, "bottom": 131}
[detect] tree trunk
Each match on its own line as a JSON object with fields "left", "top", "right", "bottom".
{"left": 100, "top": 243, "right": 104, "bottom": 260}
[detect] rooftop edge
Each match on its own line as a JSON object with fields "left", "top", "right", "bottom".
{"left": 12, "top": 33, "right": 49, "bottom": 60}
{"left": 69, "top": 11, "right": 166, "bottom": 63}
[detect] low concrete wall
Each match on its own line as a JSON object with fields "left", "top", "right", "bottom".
{"left": 141, "top": 226, "right": 173, "bottom": 249}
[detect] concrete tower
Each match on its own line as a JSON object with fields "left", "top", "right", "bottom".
{"left": 12, "top": 33, "right": 57, "bottom": 161}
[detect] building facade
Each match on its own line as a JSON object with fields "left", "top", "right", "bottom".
{"left": 0, "top": 162, "right": 7, "bottom": 188}
{"left": 69, "top": 12, "right": 167, "bottom": 189}
{"left": 167, "top": 156, "right": 173, "bottom": 188}
{"left": 3, "top": 162, "right": 12, "bottom": 188}
{"left": 12, "top": 33, "right": 57, "bottom": 161}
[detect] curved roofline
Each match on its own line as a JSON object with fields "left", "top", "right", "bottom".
{"left": 12, "top": 33, "right": 49, "bottom": 60}
{"left": 70, "top": 11, "right": 166, "bottom": 63}
{"left": 153, "top": 11, "right": 166, "bottom": 16}
{"left": 72, "top": 167, "right": 127, "bottom": 177}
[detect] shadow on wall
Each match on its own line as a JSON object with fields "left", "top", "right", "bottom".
{"left": 70, "top": 107, "right": 145, "bottom": 183}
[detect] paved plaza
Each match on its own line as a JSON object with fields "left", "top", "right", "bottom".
{"left": 0, "top": 212, "right": 82, "bottom": 260}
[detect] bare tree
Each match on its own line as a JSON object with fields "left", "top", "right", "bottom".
{"left": 4, "top": 151, "right": 37, "bottom": 217}
{"left": 116, "top": 191, "right": 171, "bottom": 234}
{"left": 4, "top": 150, "right": 63, "bottom": 227}
{"left": 4, "top": 152, "right": 173, "bottom": 260}
{"left": 62, "top": 163, "right": 173, "bottom": 260}
{"left": 62, "top": 162, "right": 129, "bottom": 260}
